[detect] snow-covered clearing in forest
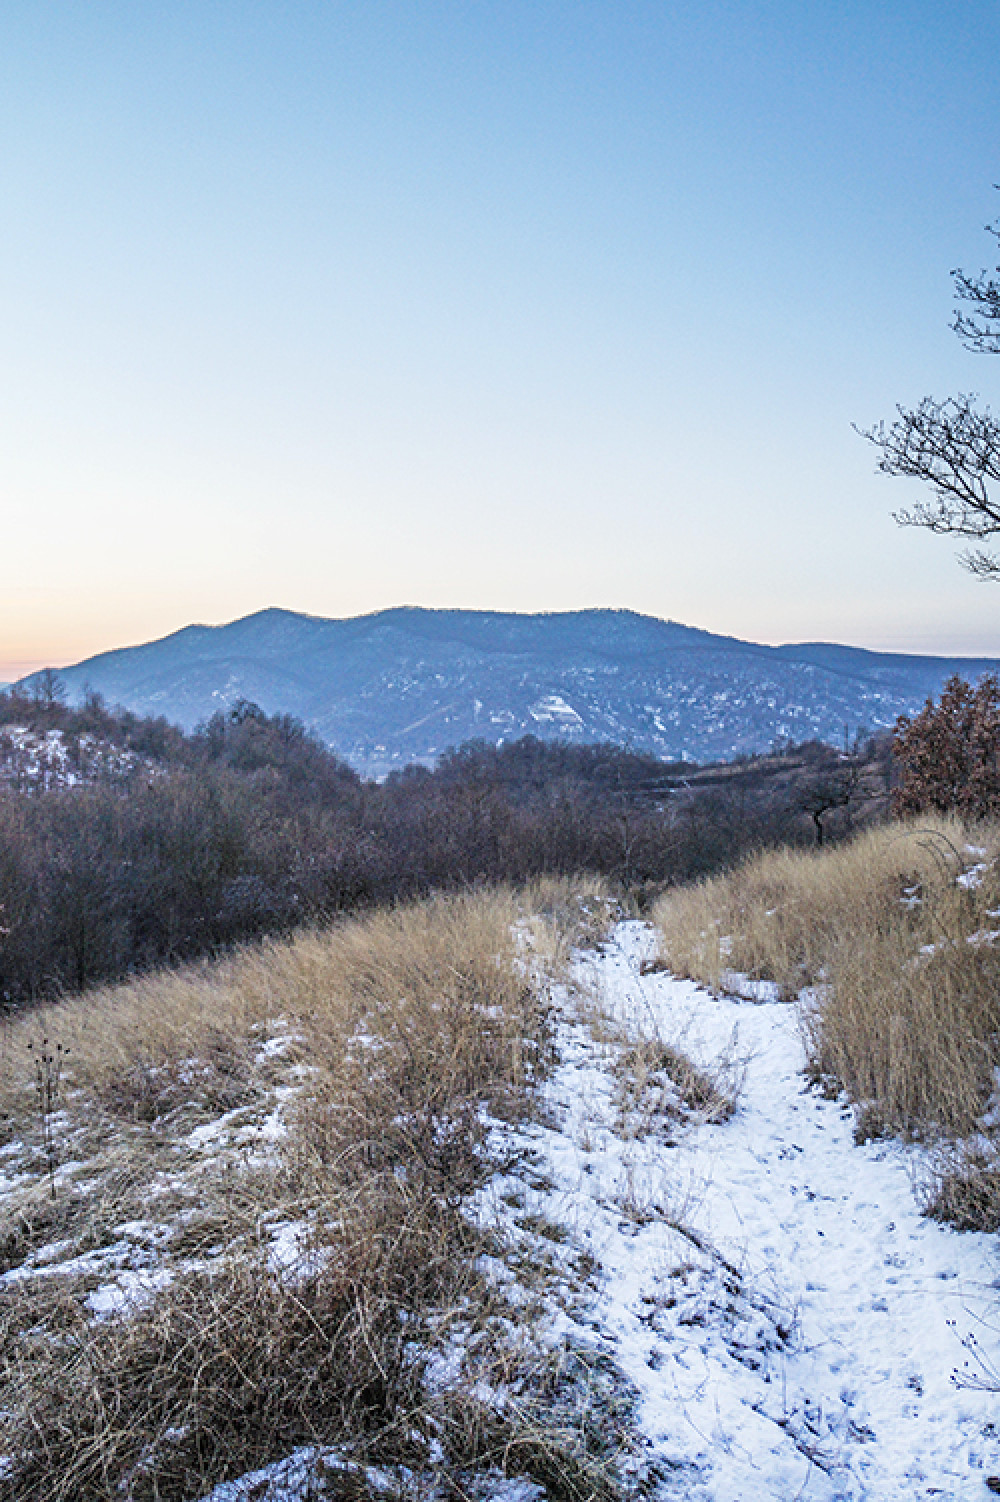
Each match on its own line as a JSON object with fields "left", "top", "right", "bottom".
{"left": 474, "top": 920, "right": 1000, "bottom": 1501}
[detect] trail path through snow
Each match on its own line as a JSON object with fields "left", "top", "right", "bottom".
{"left": 194, "top": 920, "right": 1000, "bottom": 1502}
{"left": 484, "top": 921, "right": 1000, "bottom": 1501}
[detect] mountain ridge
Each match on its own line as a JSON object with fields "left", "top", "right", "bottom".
{"left": 18, "top": 606, "right": 1000, "bottom": 774}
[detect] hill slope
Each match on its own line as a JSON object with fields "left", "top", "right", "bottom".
{"left": 21, "top": 606, "right": 1000, "bottom": 771}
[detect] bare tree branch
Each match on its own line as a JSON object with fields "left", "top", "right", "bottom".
{"left": 857, "top": 395, "right": 1000, "bottom": 574}
{"left": 959, "top": 545, "right": 1000, "bottom": 579}
{"left": 861, "top": 191, "right": 1000, "bottom": 578}
{"left": 952, "top": 204, "right": 1000, "bottom": 353}
{"left": 952, "top": 267, "right": 1000, "bottom": 354}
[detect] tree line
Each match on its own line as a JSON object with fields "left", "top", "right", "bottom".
{"left": 0, "top": 686, "right": 870, "bottom": 1006}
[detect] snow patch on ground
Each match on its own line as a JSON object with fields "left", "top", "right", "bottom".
{"left": 193, "top": 1448, "right": 546, "bottom": 1502}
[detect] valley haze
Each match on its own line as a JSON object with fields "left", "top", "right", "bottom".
{"left": 18, "top": 607, "right": 1000, "bottom": 776}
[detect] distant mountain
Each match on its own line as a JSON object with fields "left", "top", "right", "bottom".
{"left": 16, "top": 606, "right": 1000, "bottom": 774}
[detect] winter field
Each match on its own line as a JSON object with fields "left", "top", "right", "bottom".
{"left": 3, "top": 823, "right": 1000, "bottom": 1499}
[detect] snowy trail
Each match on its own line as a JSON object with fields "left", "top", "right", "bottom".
{"left": 486, "top": 921, "right": 1000, "bottom": 1501}
{"left": 193, "top": 920, "right": 1000, "bottom": 1502}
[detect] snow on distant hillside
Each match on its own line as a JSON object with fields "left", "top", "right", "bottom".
{"left": 0, "top": 725, "right": 149, "bottom": 791}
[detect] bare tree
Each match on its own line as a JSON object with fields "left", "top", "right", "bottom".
{"left": 861, "top": 193, "right": 1000, "bottom": 578}
{"left": 796, "top": 749, "right": 872, "bottom": 846}
{"left": 32, "top": 668, "right": 67, "bottom": 708}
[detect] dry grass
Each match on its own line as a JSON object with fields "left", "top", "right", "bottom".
{"left": 652, "top": 816, "right": 993, "bottom": 1001}
{"left": 517, "top": 874, "right": 624, "bottom": 971}
{"left": 924, "top": 1142, "right": 1000, "bottom": 1232}
{"left": 801, "top": 914, "right": 1000, "bottom": 1141}
{"left": 653, "top": 818, "right": 1000, "bottom": 1221}
{"left": 0, "top": 885, "right": 635, "bottom": 1501}
{"left": 5, "top": 1197, "right": 456, "bottom": 1499}
{"left": 613, "top": 1038, "right": 736, "bottom": 1137}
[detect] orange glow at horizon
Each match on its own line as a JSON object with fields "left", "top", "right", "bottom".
{"left": 0, "top": 657, "right": 78, "bottom": 684}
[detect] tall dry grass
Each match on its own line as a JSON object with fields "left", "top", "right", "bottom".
{"left": 653, "top": 818, "right": 1000, "bottom": 1144}
{"left": 0, "top": 885, "right": 626, "bottom": 1501}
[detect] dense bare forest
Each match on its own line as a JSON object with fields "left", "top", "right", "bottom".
{"left": 0, "top": 686, "right": 889, "bottom": 1005}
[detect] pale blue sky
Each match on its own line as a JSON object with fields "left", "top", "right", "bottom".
{"left": 3, "top": 1, "right": 1000, "bottom": 678}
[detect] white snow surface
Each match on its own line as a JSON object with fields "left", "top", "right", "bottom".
{"left": 194, "top": 1451, "right": 542, "bottom": 1502}
{"left": 193, "top": 1449, "right": 410, "bottom": 1502}
{"left": 479, "top": 921, "right": 1000, "bottom": 1501}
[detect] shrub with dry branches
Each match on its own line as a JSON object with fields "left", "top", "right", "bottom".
{"left": 893, "top": 674, "right": 1000, "bottom": 820}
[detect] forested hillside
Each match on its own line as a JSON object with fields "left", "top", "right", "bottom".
{"left": 20, "top": 604, "right": 998, "bottom": 770}
{"left": 0, "top": 687, "right": 886, "bottom": 1004}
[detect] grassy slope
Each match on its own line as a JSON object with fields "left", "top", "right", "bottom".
{"left": 12, "top": 818, "right": 1000, "bottom": 1497}
{"left": 0, "top": 880, "right": 628, "bottom": 1502}
{"left": 653, "top": 817, "right": 1000, "bottom": 1222}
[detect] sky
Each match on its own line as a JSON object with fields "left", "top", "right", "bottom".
{"left": 4, "top": 0, "right": 1000, "bottom": 680}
